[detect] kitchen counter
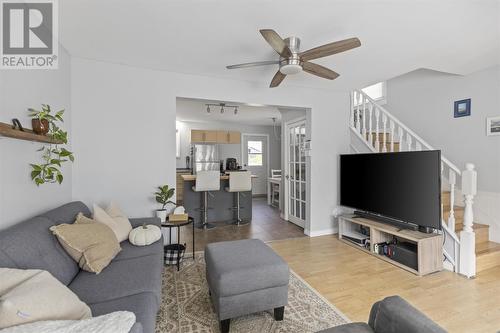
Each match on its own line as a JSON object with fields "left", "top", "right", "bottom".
{"left": 180, "top": 174, "right": 258, "bottom": 181}
{"left": 180, "top": 173, "right": 257, "bottom": 224}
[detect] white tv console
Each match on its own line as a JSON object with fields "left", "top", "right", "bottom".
{"left": 338, "top": 215, "right": 443, "bottom": 276}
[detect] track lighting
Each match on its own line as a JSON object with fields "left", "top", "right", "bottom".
{"left": 204, "top": 102, "right": 238, "bottom": 116}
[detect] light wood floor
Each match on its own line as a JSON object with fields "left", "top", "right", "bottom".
{"left": 268, "top": 235, "right": 500, "bottom": 333}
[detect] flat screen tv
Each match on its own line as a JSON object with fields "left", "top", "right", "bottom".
{"left": 340, "top": 151, "right": 441, "bottom": 231}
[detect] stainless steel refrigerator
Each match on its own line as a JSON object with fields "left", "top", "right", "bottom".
{"left": 191, "top": 144, "right": 219, "bottom": 174}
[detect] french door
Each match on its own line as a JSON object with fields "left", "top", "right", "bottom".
{"left": 285, "top": 118, "right": 306, "bottom": 228}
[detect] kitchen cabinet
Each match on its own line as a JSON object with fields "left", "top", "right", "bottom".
{"left": 192, "top": 129, "right": 241, "bottom": 144}
{"left": 191, "top": 130, "right": 218, "bottom": 143}
{"left": 216, "top": 131, "right": 241, "bottom": 144}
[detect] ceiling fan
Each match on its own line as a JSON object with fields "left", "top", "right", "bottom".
{"left": 226, "top": 29, "right": 361, "bottom": 88}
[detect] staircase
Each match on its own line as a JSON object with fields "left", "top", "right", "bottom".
{"left": 350, "top": 90, "right": 500, "bottom": 277}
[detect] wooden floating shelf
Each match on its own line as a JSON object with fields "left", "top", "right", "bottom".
{"left": 0, "top": 122, "right": 62, "bottom": 144}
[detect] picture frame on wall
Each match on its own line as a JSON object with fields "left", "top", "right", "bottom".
{"left": 454, "top": 99, "right": 471, "bottom": 118}
{"left": 486, "top": 116, "right": 500, "bottom": 136}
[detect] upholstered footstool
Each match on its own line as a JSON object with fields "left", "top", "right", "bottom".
{"left": 205, "top": 239, "right": 289, "bottom": 333}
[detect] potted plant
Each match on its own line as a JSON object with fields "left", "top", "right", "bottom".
{"left": 28, "top": 105, "right": 74, "bottom": 186}
{"left": 154, "top": 185, "right": 175, "bottom": 222}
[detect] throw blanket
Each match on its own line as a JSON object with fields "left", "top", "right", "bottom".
{"left": 1, "top": 311, "right": 135, "bottom": 333}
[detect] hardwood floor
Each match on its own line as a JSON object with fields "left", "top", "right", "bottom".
{"left": 174, "top": 197, "right": 305, "bottom": 252}
{"left": 268, "top": 235, "right": 500, "bottom": 333}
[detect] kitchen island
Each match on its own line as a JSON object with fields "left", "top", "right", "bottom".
{"left": 180, "top": 174, "right": 258, "bottom": 225}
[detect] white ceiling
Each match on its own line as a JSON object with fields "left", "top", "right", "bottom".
{"left": 176, "top": 98, "right": 282, "bottom": 126}
{"left": 59, "top": 0, "right": 499, "bottom": 90}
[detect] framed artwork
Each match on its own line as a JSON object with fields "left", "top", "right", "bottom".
{"left": 486, "top": 116, "right": 500, "bottom": 136}
{"left": 454, "top": 99, "right": 471, "bottom": 118}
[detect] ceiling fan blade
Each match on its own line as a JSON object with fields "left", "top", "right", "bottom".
{"left": 270, "top": 71, "right": 286, "bottom": 88}
{"left": 300, "top": 37, "right": 361, "bottom": 62}
{"left": 226, "top": 60, "right": 279, "bottom": 69}
{"left": 260, "top": 29, "right": 292, "bottom": 58}
{"left": 302, "top": 62, "right": 340, "bottom": 80}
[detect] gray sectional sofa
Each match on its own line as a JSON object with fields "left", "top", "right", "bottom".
{"left": 0, "top": 201, "right": 163, "bottom": 333}
{"left": 318, "top": 295, "right": 446, "bottom": 333}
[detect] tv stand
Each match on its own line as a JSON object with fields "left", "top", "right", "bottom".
{"left": 338, "top": 215, "right": 443, "bottom": 276}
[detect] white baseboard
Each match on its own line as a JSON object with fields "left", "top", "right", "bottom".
{"left": 305, "top": 227, "right": 338, "bottom": 237}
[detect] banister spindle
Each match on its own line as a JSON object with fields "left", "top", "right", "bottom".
{"left": 368, "top": 104, "right": 373, "bottom": 145}
{"left": 355, "top": 93, "right": 362, "bottom": 132}
{"left": 381, "top": 114, "right": 388, "bottom": 152}
{"left": 350, "top": 92, "right": 355, "bottom": 128}
{"left": 389, "top": 120, "right": 395, "bottom": 152}
{"left": 362, "top": 98, "right": 367, "bottom": 138}
{"left": 374, "top": 108, "right": 380, "bottom": 152}
{"left": 406, "top": 133, "right": 413, "bottom": 151}
{"left": 398, "top": 127, "right": 404, "bottom": 152}
{"left": 448, "top": 169, "right": 456, "bottom": 231}
{"left": 357, "top": 96, "right": 363, "bottom": 134}
{"left": 415, "top": 141, "right": 422, "bottom": 151}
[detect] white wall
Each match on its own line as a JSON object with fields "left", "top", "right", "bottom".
{"left": 385, "top": 66, "right": 500, "bottom": 192}
{"left": 385, "top": 66, "right": 500, "bottom": 241}
{"left": 176, "top": 120, "right": 281, "bottom": 172}
{"left": 0, "top": 48, "right": 72, "bottom": 229}
{"left": 71, "top": 57, "right": 350, "bottom": 235}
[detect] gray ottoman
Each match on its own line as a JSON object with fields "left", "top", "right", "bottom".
{"left": 205, "top": 239, "right": 289, "bottom": 333}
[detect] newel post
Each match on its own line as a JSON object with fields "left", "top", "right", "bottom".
{"left": 459, "top": 163, "right": 477, "bottom": 278}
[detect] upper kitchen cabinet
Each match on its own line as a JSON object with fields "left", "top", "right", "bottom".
{"left": 216, "top": 131, "right": 241, "bottom": 144}
{"left": 191, "top": 130, "right": 218, "bottom": 143}
{"left": 191, "top": 129, "right": 241, "bottom": 144}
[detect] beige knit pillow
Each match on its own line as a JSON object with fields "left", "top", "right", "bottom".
{"left": 93, "top": 203, "right": 132, "bottom": 242}
{"left": 0, "top": 268, "right": 91, "bottom": 329}
{"left": 50, "top": 213, "right": 121, "bottom": 274}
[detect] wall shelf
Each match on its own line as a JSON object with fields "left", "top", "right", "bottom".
{"left": 0, "top": 122, "right": 62, "bottom": 144}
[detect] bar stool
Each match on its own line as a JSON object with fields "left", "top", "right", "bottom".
{"left": 225, "top": 171, "right": 252, "bottom": 226}
{"left": 192, "top": 170, "right": 220, "bottom": 230}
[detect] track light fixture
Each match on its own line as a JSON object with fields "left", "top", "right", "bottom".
{"left": 204, "top": 102, "right": 239, "bottom": 116}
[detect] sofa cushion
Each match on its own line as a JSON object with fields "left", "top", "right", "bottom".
{"left": 0, "top": 216, "right": 79, "bottom": 285}
{"left": 114, "top": 239, "right": 163, "bottom": 262}
{"left": 50, "top": 213, "right": 122, "bottom": 274}
{"left": 205, "top": 239, "right": 289, "bottom": 297}
{"left": 317, "top": 323, "right": 374, "bottom": 333}
{"left": 38, "top": 201, "right": 92, "bottom": 224}
{"left": 89, "top": 293, "right": 156, "bottom": 333}
{"left": 69, "top": 254, "right": 163, "bottom": 306}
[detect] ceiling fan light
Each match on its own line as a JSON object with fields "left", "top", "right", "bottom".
{"left": 206, "top": 105, "right": 211, "bottom": 113}
{"left": 234, "top": 107, "right": 238, "bottom": 115}
{"left": 220, "top": 106, "right": 224, "bottom": 114}
{"left": 280, "top": 64, "right": 302, "bottom": 75}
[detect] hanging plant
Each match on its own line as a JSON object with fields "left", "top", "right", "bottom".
{"left": 28, "top": 104, "right": 74, "bottom": 186}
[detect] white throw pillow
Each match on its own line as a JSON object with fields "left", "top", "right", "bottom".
{"left": 0, "top": 268, "right": 91, "bottom": 329}
{"left": 93, "top": 203, "right": 132, "bottom": 242}
{"left": 1, "top": 311, "right": 136, "bottom": 333}
{"left": 129, "top": 225, "right": 162, "bottom": 246}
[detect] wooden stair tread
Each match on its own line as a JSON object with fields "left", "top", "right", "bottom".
{"left": 455, "top": 222, "right": 489, "bottom": 230}
{"left": 443, "top": 205, "right": 464, "bottom": 211}
{"left": 476, "top": 241, "right": 500, "bottom": 255}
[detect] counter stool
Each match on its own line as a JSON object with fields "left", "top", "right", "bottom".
{"left": 225, "top": 171, "right": 252, "bottom": 226}
{"left": 192, "top": 170, "right": 220, "bottom": 230}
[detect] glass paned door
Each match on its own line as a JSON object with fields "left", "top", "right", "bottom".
{"left": 285, "top": 119, "right": 306, "bottom": 227}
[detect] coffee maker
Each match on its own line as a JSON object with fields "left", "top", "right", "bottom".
{"left": 225, "top": 158, "right": 238, "bottom": 171}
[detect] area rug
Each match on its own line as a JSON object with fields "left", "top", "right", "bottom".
{"left": 155, "top": 253, "right": 349, "bottom": 333}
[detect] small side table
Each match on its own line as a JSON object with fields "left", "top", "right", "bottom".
{"left": 161, "top": 216, "right": 195, "bottom": 271}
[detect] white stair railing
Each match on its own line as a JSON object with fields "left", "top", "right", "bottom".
{"left": 350, "top": 89, "right": 476, "bottom": 277}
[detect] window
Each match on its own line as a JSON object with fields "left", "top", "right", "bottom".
{"left": 247, "top": 141, "right": 263, "bottom": 166}
{"left": 362, "top": 81, "right": 386, "bottom": 104}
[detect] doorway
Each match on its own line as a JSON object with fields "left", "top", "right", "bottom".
{"left": 241, "top": 133, "right": 269, "bottom": 196}
{"left": 284, "top": 118, "right": 307, "bottom": 228}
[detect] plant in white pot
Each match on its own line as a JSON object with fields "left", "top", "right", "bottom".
{"left": 154, "top": 185, "right": 175, "bottom": 222}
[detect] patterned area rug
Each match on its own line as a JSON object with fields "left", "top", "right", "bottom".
{"left": 155, "top": 253, "right": 349, "bottom": 333}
